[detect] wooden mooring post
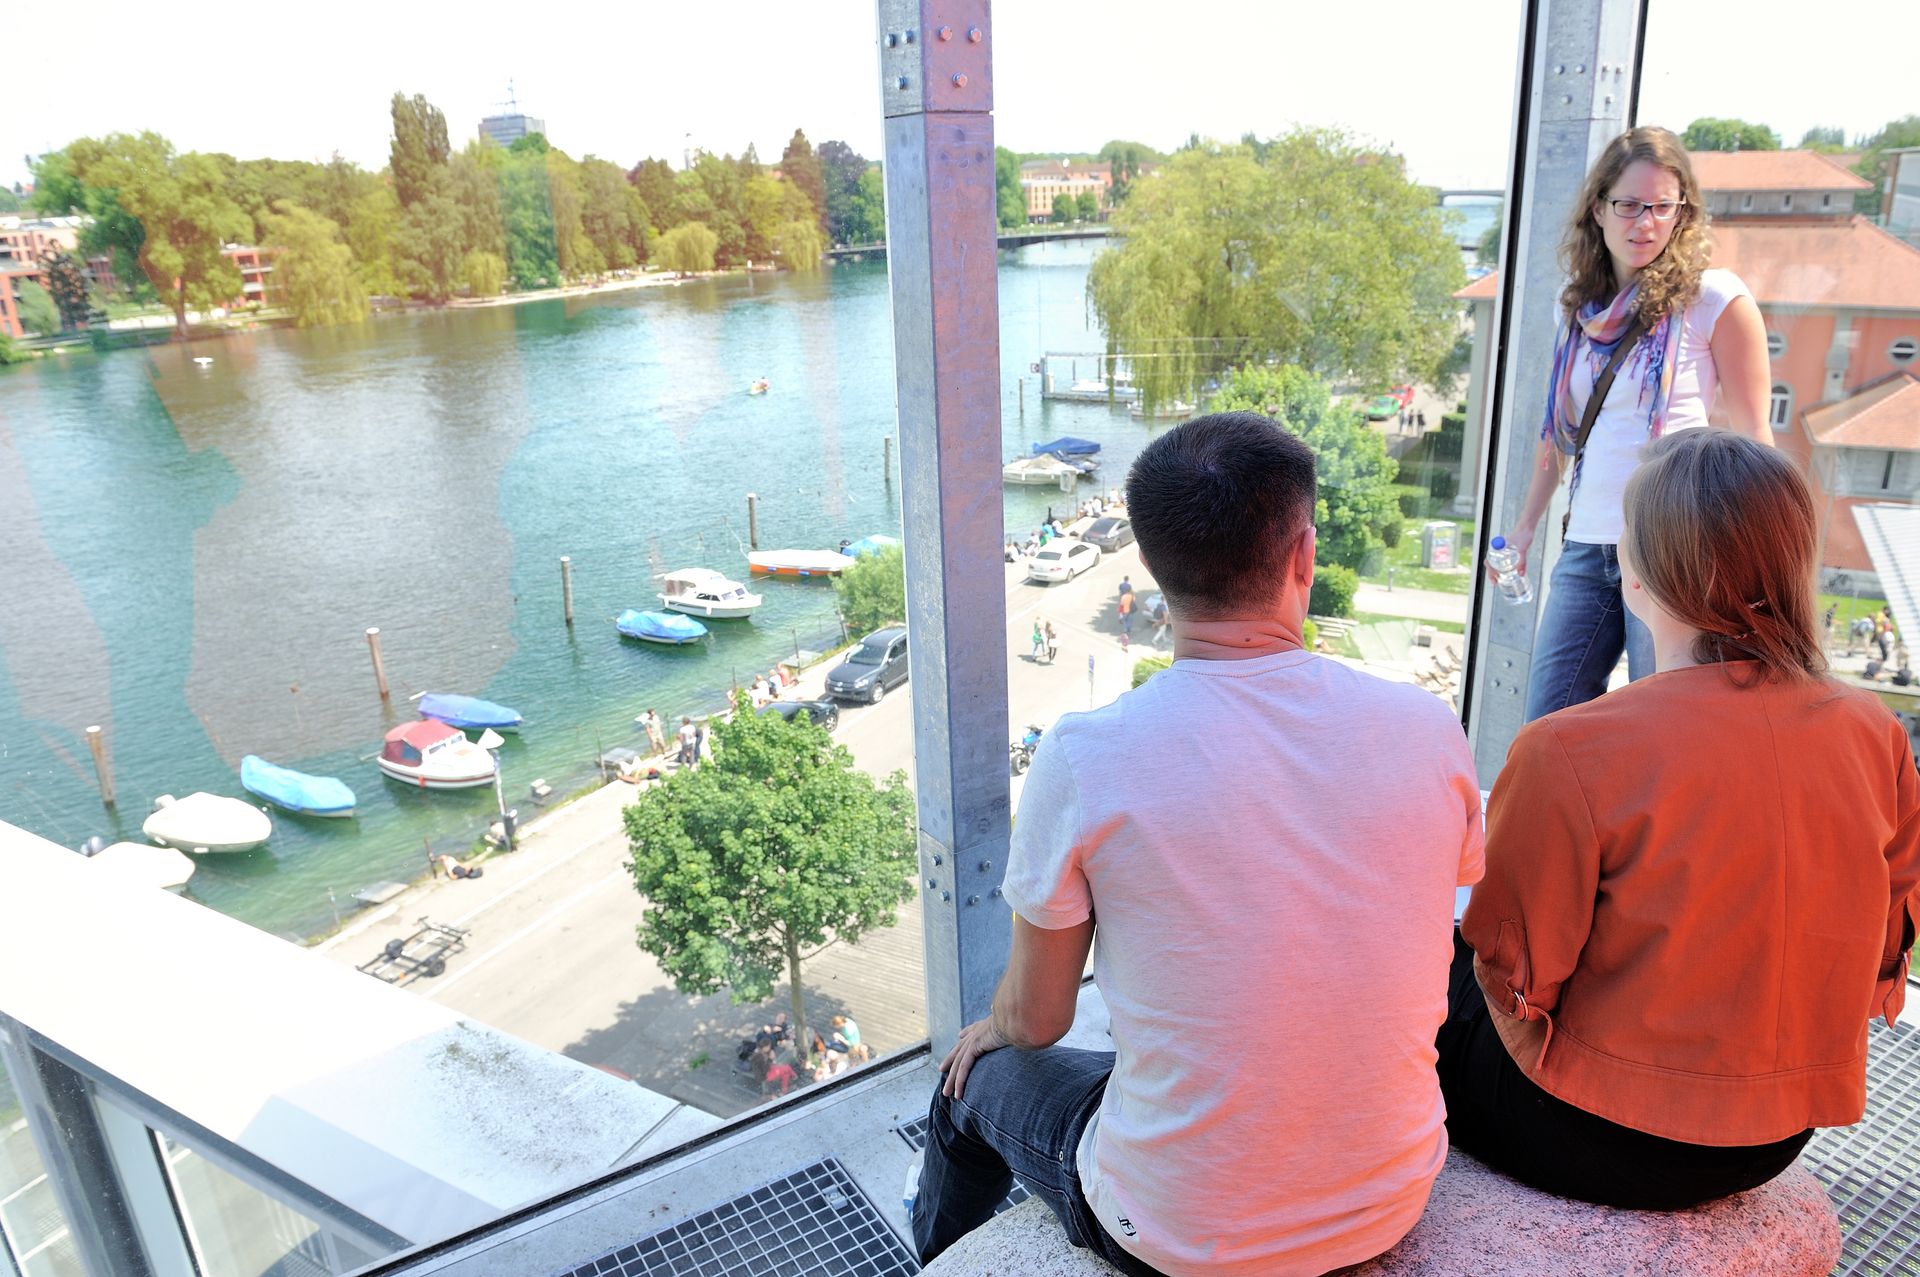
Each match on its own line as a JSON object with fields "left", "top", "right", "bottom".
{"left": 883, "top": 435, "right": 893, "bottom": 482}
{"left": 366, "top": 626, "right": 391, "bottom": 700}
{"left": 560, "top": 556, "right": 575, "bottom": 627}
{"left": 85, "top": 725, "right": 115, "bottom": 807}
{"left": 747, "top": 493, "right": 760, "bottom": 549}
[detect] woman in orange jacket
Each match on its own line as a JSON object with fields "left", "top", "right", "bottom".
{"left": 1441, "top": 429, "right": 1920, "bottom": 1209}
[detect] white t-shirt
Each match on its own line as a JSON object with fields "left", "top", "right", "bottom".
{"left": 1563, "top": 267, "right": 1751, "bottom": 544}
{"left": 1003, "top": 649, "right": 1484, "bottom": 1277}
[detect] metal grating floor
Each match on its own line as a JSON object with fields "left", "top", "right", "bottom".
{"left": 554, "top": 1157, "right": 917, "bottom": 1277}
{"left": 1805, "top": 1015, "right": 1920, "bottom": 1276}
{"left": 894, "top": 1115, "right": 1034, "bottom": 1214}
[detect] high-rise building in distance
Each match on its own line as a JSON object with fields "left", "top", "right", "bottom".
{"left": 480, "top": 112, "right": 545, "bottom": 149}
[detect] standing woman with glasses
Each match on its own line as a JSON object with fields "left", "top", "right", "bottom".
{"left": 1499, "top": 126, "right": 1773, "bottom": 720}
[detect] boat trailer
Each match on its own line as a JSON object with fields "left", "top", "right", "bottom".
{"left": 357, "top": 916, "right": 471, "bottom": 984}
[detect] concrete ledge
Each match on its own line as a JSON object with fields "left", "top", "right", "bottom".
{"left": 920, "top": 1154, "right": 1841, "bottom": 1276}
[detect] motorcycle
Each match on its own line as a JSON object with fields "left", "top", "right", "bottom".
{"left": 1009, "top": 724, "right": 1045, "bottom": 775}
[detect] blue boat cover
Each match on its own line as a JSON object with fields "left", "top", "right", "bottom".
{"left": 240, "top": 755, "right": 356, "bottom": 816}
{"left": 418, "top": 692, "right": 524, "bottom": 730}
{"left": 845, "top": 533, "right": 901, "bottom": 558}
{"left": 1031, "top": 436, "right": 1101, "bottom": 456}
{"left": 617, "top": 609, "right": 709, "bottom": 643}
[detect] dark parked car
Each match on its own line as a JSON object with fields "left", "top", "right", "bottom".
{"left": 824, "top": 626, "right": 911, "bottom": 703}
{"left": 1083, "top": 516, "right": 1135, "bottom": 552}
{"left": 757, "top": 698, "right": 840, "bottom": 731}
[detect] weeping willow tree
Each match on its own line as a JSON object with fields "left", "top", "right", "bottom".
{"left": 1087, "top": 129, "right": 1465, "bottom": 411}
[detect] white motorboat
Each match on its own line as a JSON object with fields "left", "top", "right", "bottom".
{"left": 747, "top": 549, "right": 856, "bottom": 578}
{"left": 142, "top": 792, "right": 273, "bottom": 854}
{"left": 90, "top": 842, "right": 197, "bottom": 892}
{"left": 659, "top": 568, "right": 764, "bottom": 618}
{"left": 1002, "top": 455, "right": 1083, "bottom": 488}
{"left": 377, "top": 720, "right": 498, "bottom": 790}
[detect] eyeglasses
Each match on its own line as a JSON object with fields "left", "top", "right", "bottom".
{"left": 1606, "top": 198, "right": 1687, "bottom": 222}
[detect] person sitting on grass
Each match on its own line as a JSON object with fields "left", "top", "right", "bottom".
{"left": 1443, "top": 430, "right": 1920, "bottom": 1210}
{"left": 909, "top": 411, "right": 1483, "bottom": 1276}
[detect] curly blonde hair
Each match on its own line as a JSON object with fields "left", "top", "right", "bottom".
{"left": 1560, "top": 126, "right": 1711, "bottom": 323}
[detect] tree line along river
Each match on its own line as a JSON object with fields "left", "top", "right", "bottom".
{"left": 0, "top": 241, "right": 1169, "bottom": 940}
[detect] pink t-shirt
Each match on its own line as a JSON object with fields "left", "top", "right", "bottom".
{"left": 1004, "top": 650, "right": 1484, "bottom": 1277}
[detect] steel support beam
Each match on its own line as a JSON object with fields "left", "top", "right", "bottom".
{"left": 1464, "top": 0, "right": 1646, "bottom": 783}
{"left": 876, "top": 0, "right": 1013, "bottom": 1054}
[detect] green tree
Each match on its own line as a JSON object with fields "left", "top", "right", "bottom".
{"left": 579, "top": 157, "right": 649, "bottom": 269}
{"left": 66, "top": 134, "right": 250, "bottom": 336}
{"left": 682, "top": 152, "right": 749, "bottom": 265}
{"left": 545, "top": 150, "right": 599, "bottom": 278}
{"left": 262, "top": 203, "right": 367, "bottom": 327}
{"left": 833, "top": 545, "right": 905, "bottom": 636}
{"left": 623, "top": 692, "right": 916, "bottom": 1078}
{"left": 1207, "top": 364, "right": 1400, "bottom": 574}
{"left": 772, "top": 218, "right": 824, "bottom": 270}
{"left": 1680, "top": 117, "right": 1781, "bottom": 152}
{"left": 16, "top": 281, "right": 59, "bottom": 335}
{"left": 1800, "top": 125, "right": 1848, "bottom": 152}
{"left": 818, "top": 141, "right": 870, "bottom": 243}
{"left": 0, "top": 187, "right": 20, "bottom": 214}
{"left": 1099, "top": 140, "right": 1160, "bottom": 205}
{"left": 389, "top": 92, "right": 452, "bottom": 207}
{"left": 448, "top": 143, "right": 507, "bottom": 270}
{"left": 499, "top": 149, "right": 559, "bottom": 288}
{"left": 39, "top": 252, "right": 94, "bottom": 329}
{"left": 627, "top": 157, "right": 680, "bottom": 234}
{"left": 780, "top": 129, "right": 826, "bottom": 229}
{"left": 1090, "top": 131, "right": 1463, "bottom": 410}
{"left": 654, "top": 222, "right": 718, "bottom": 275}
{"left": 345, "top": 186, "right": 405, "bottom": 297}
{"left": 995, "top": 147, "right": 1026, "bottom": 228}
{"left": 394, "top": 193, "right": 467, "bottom": 301}
{"left": 1050, "top": 193, "right": 1074, "bottom": 225}
{"left": 1075, "top": 191, "right": 1099, "bottom": 222}
{"left": 1476, "top": 209, "right": 1503, "bottom": 267}
{"left": 463, "top": 249, "right": 507, "bottom": 297}
{"left": 846, "top": 168, "right": 887, "bottom": 244}
{"left": 33, "top": 144, "right": 153, "bottom": 301}
{"left": 0, "top": 331, "right": 26, "bottom": 365}
{"left": 1853, "top": 115, "right": 1920, "bottom": 215}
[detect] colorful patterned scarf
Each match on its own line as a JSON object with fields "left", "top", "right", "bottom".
{"left": 1540, "top": 283, "right": 1684, "bottom": 493}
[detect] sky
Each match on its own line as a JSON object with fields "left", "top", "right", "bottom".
{"left": 4, "top": 1, "right": 1913, "bottom": 195}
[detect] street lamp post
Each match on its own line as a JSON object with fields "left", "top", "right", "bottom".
{"left": 477, "top": 728, "right": 514, "bottom": 850}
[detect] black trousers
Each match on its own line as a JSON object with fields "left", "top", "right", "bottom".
{"left": 1436, "top": 931, "right": 1812, "bottom": 1210}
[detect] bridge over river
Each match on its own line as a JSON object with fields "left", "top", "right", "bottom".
{"left": 825, "top": 225, "right": 1113, "bottom": 261}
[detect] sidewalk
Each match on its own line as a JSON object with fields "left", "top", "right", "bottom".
{"left": 1352, "top": 581, "right": 1471, "bottom": 625}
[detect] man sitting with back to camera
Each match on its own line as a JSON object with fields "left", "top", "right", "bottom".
{"left": 909, "top": 412, "right": 1485, "bottom": 1275}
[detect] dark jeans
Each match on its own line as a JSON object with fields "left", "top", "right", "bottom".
{"left": 1436, "top": 932, "right": 1811, "bottom": 1210}
{"left": 911, "top": 1046, "right": 1166, "bottom": 1275}
{"left": 1524, "top": 540, "right": 1656, "bottom": 722}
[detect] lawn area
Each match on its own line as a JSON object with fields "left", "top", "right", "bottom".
{"left": 1361, "top": 518, "right": 1476, "bottom": 595}
{"left": 1351, "top": 610, "right": 1464, "bottom": 635}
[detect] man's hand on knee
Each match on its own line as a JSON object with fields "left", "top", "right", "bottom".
{"left": 940, "top": 1017, "right": 1011, "bottom": 1100}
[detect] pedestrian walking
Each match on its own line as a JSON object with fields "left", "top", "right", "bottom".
{"left": 1149, "top": 594, "right": 1171, "bottom": 647}
{"left": 677, "top": 715, "right": 697, "bottom": 766}
{"left": 1043, "top": 620, "right": 1058, "bottom": 664}
{"left": 1117, "top": 575, "right": 1135, "bottom": 649}
{"left": 1417, "top": 410, "right": 1428, "bottom": 430}
{"left": 1030, "top": 619, "right": 1045, "bottom": 662}
{"left": 641, "top": 708, "right": 667, "bottom": 754}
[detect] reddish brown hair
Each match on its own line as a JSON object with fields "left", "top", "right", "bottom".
{"left": 1622, "top": 431, "right": 1825, "bottom": 683}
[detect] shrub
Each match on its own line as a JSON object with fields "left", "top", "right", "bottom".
{"left": 1310, "top": 564, "right": 1358, "bottom": 617}
{"left": 1303, "top": 617, "right": 1319, "bottom": 651}
{"left": 1392, "top": 483, "right": 1429, "bottom": 520}
{"left": 1131, "top": 654, "right": 1173, "bottom": 687}
{"left": 1381, "top": 519, "right": 1402, "bottom": 549}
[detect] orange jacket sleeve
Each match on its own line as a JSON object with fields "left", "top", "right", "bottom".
{"left": 1876, "top": 732, "right": 1920, "bottom": 1024}
{"left": 1462, "top": 720, "right": 1602, "bottom": 1030}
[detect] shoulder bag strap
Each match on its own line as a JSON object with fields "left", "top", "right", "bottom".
{"left": 1561, "top": 313, "right": 1650, "bottom": 540}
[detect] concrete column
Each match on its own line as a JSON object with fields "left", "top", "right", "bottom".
{"left": 1464, "top": 0, "right": 1645, "bottom": 785}
{"left": 876, "top": 0, "right": 1014, "bottom": 1054}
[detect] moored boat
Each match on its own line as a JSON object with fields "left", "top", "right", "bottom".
{"left": 89, "top": 841, "right": 197, "bottom": 892}
{"left": 417, "top": 692, "right": 524, "bottom": 732}
{"left": 617, "top": 609, "right": 710, "bottom": 644}
{"left": 241, "top": 755, "right": 357, "bottom": 817}
{"left": 1002, "top": 455, "right": 1083, "bottom": 487}
{"left": 659, "top": 568, "right": 763, "bottom": 619}
{"left": 844, "top": 533, "right": 901, "bottom": 558}
{"left": 377, "top": 721, "right": 497, "bottom": 790}
{"left": 142, "top": 792, "right": 273, "bottom": 854}
{"left": 746, "top": 549, "right": 856, "bottom": 577}
{"left": 1031, "top": 436, "right": 1102, "bottom": 457}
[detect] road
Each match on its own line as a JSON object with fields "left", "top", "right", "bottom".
{"left": 319, "top": 539, "right": 1152, "bottom": 1119}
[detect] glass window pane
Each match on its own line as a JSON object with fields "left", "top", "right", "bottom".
{"left": 156, "top": 1132, "right": 376, "bottom": 1277}
{"left": 0, "top": 1051, "right": 81, "bottom": 1277}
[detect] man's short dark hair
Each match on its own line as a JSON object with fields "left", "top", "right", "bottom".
{"left": 1125, "top": 412, "right": 1316, "bottom": 616}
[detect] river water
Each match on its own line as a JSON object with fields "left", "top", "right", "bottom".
{"left": 0, "top": 241, "right": 1154, "bottom": 939}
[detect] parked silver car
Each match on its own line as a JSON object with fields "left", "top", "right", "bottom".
{"left": 1084, "top": 517, "right": 1135, "bottom": 552}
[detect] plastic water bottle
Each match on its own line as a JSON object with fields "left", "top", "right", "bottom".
{"left": 902, "top": 1150, "right": 925, "bottom": 1214}
{"left": 1486, "top": 536, "right": 1534, "bottom": 605}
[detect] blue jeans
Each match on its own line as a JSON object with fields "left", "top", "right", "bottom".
{"left": 910, "top": 1047, "right": 1165, "bottom": 1275}
{"left": 1524, "top": 540, "right": 1655, "bottom": 723}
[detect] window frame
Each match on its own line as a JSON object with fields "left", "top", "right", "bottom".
{"left": 1891, "top": 336, "right": 1918, "bottom": 366}
{"left": 1770, "top": 382, "right": 1794, "bottom": 430}
{"left": 1767, "top": 330, "right": 1787, "bottom": 358}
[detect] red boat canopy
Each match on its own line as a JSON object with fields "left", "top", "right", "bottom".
{"left": 382, "top": 719, "right": 462, "bottom": 765}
